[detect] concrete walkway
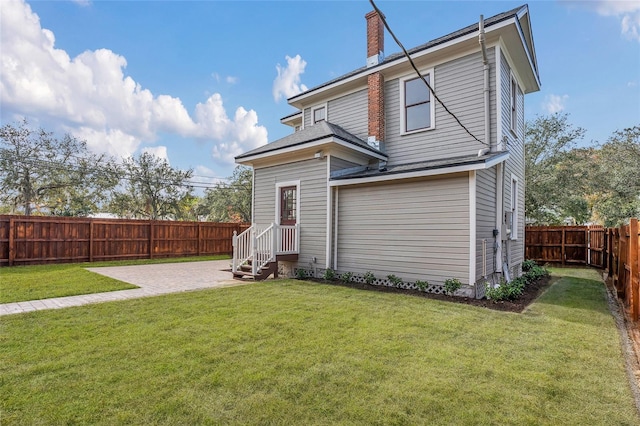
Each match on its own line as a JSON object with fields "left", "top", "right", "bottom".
{"left": 0, "top": 260, "right": 247, "bottom": 316}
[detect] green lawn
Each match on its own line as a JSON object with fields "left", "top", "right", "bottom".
{"left": 0, "top": 255, "right": 229, "bottom": 304}
{"left": 1, "top": 268, "right": 637, "bottom": 425}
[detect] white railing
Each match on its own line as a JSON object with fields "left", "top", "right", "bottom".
{"left": 232, "top": 223, "right": 299, "bottom": 275}
{"left": 232, "top": 226, "right": 253, "bottom": 273}
{"left": 277, "top": 224, "right": 299, "bottom": 254}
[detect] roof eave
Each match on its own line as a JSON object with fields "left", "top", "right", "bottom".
{"left": 287, "top": 6, "right": 534, "bottom": 106}
{"left": 329, "top": 152, "right": 509, "bottom": 187}
{"left": 235, "top": 135, "right": 387, "bottom": 165}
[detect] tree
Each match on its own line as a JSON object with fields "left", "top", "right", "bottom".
{"left": 109, "top": 152, "right": 194, "bottom": 220}
{"left": 592, "top": 126, "right": 640, "bottom": 226}
{"left": 198, "top": 166, "right": 252, "bottom": 222}
{"left": 0, "top": 120, "right": 119, "bottom": 215}
{"left": 524, "top": 113, "right": 587, "bottom": 224}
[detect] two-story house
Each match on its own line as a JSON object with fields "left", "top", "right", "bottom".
{"left": 232, "top": 4, "right": 540, "bottom": 298}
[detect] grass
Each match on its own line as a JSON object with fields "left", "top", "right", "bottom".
{"left": 0, "top": 255, "right": 229, "bottom": 304}
{"left": 1, "top": 268, "right": 637, "bottom": 425}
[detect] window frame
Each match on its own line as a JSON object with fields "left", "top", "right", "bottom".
{"left": 399, "top": 68, "right": 435, "bottom": 135}
{"left": 510, "top": 174, "right": 519, "bottom": 240}
{"left": 510, "top": 73, "right": 518, "bottom": 134}
{"left": 275, "top": 180, "right": 300, "bottom": 226}
{"left": 311, "top": 104, "right": 327, "bottom": 125}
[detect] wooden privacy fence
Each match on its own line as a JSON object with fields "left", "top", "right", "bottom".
{"left": 525, "top": 225, "right": 606, "bottom": 268}
{"left": 0, "top": 215, "right": 249, "bottom": 267}
{"left": 525, "top": 220, "right": 640, "bottom": 321}
{"left": 606, "top": 219, "right": 640, "bottom": 321}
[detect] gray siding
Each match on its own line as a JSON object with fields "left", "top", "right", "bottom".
{"left": 384, "top": 50, "right": 496, "bottom": 165}
{"left": 499, "top": 53, "right": 525, "bottom": 274}
{"left": 253, "top": 158, "right": 328, "bottom": 268}
{"left": 336, "top": 174, "right": 470, "bottom": 285}
{"left": 327, "top": 88, "right": 368, "bottom": 141}
{"left": 476, "top": 168, "right": 497, "bottom": 280}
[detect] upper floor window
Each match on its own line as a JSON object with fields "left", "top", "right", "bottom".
{"left": 399, "top": 69, "right": 435, "bottom": 134}
{"left": 510, "top": 74, "right": 518, "bottom": 133}
{"left": 313, "top": 106, "right": 326, "bottom": 124}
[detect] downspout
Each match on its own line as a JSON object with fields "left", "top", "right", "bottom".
{"left": 479, "top": 15, "right": 493, "bottom": 153}
{"left": 480, "top": 15, "right": 503, "bottom": 280}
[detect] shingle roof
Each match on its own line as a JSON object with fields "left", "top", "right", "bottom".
{"left": 289, "top": 5, "right": 526, "bottom": 101}
{"left": 331, "top": 151, "right": 508, "bottom": 180}
{"left": 235, "top": 121, "right": 386, "bottom": 160}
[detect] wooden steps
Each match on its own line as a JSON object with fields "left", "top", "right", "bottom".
{"left": 232, "top": 254, "right": 298, "bottom": 281}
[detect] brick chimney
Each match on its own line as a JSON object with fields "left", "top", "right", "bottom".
{"left": 366, "top": 10, "right": 385, "bottom": 150}
{"left": 366, "top": 10, "right": 384, "bottom": 66}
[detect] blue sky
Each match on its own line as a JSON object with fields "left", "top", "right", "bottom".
{"left": 1, "top": 0, "right": 638, "bottom": 186}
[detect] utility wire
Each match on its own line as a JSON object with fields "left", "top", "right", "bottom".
{"left": 368, "top": 0, "right": 488, "bottom": 147}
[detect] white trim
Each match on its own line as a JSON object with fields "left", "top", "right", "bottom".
{"left": 399, "top": 68, "right": 435, "bottom": 135}
{"left": 496, "top": 43, "right": 504, "bottom": 151}
{"left": 311, "top": 103, "right": 328, "bottom": 125}
{"left": 251, "top": 167, "right": 255, "bottom": 222}
{"left": 325, "top": 155, "right": 332, "bottom": 268}
{"left": 513, "top": 12, "right": 540, "bottom": 89}
{"left": 288, "top": 14, "right": 522, "bottom": 105}
{"left": 510, "top": 173, "right": 519, "bottom": 240}
{"left": 495, "top": 163, "right": 504, "bottom": 272}
{"left": 333, "top": 187, "right": 339, "bottom": 270}
{"left": 236, "top": 136, "right": 388, "bottom": 164}
{"left": 469, "top": 170, "right": 476, "bottom": 286}
{"left": 509, "top": 72, "right": 518, "bottom": 134}
{"left": 330, "top": 152, "right": 509, "bottom": 187}
{"left": 275, "top": 180, "right": 301, "bottom": 226}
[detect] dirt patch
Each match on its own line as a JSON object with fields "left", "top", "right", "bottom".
{"left": 308, "top": 275, "right": 556, "bottom": 313}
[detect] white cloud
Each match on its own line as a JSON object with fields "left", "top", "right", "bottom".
{"left": 272, "top": 54, "right": 308, "bottom": 102}
{"left": 71, "top": 0, "right": 91, "bottom": 6}
{"left": 142, "top": 146, "right": 169, "bottom": 162}
{"left": 212, "top": 72, "right": 238, "bottom": 85}
{"left": 0, "top": 0, "right": 267, "bottom": 168}
{"left": 588, "top": 0, "right": 640, "bottom": 41}
{"left": 542, "top": 94, "right": 569, "bottom": 114}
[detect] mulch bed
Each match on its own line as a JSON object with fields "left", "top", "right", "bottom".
{"left": 308, "top": 275, "right": 556, "bottom": 313}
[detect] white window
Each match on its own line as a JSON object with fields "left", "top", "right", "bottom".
{"left": 399, "top": 69, "right": 435, "bottom": 134}
{"left": 510, "top": 74, "right": 518, "bottom": 133}
{"left": 312, "top": 105, "right": 326, "bottom": 124}
{"left": 510, "top": 175, "right": 518, "bottom": 240}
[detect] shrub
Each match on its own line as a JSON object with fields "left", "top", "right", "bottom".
{"left": 340, "top": 272, "right": 353, "bottom": 283}
{"left": 363, "top": 271, "right": 376, "bottom": 285}
{"left": 486, "top": 277, "right": 526, "bottom": 301}
{"left": 522, "top": 259, "right": 537, "bottom": 272}
{"left": 323, "top": 268, "right": 336, "bottom": 281}
{"left": 387, "top": 274, "right": 403, "bottom": 287}
{"left": 415, "top": 280, "right": 429, "bottom": 291}
{"left": 443, "top": 278, "right": 462, "bottom": 295}
{"left": 295, "top": 268, "right": 307, "bottom": 280}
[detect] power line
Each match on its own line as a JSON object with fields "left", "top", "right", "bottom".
{"left": 368, "top": 0, "right": 488, "bottom": 147}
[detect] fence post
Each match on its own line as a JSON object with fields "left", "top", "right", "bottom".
{"left": 197, "top": 223, "right": 201, "bottom": 257}
{"left": 561, "top": 228, "right": 566, "bottom": 266}
{"left": 149, "top": 220, "right": 154, "bottom": 259}
{"left": 8, "top": 217, "right": 15, "bottom": 267}
{"left": 89, "top": 220, "right": 94, "bottom": 263}
{"left": 630, "top": 218, "right": 639, "bottom": 322}
{"left": 616, "top": 227, "right": 625, "bottom": 297}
